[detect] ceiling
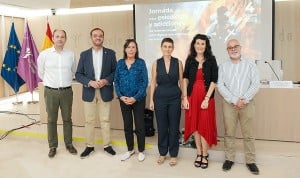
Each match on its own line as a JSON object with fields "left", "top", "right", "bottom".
{"left": 69, "top": 0, "right": 197, "bottom": 8}
{"left": 0, "top": 0, "right": 70, "bottom": 9}
{"left": 0, "top": 0, "right": 197, "bottom": 9}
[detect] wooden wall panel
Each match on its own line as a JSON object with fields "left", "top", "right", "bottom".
{"left": 274, "top": 1, "right": 300, "bottom": 81}
{"left": 28, "top": 11, "right": 134, "bottom": 60}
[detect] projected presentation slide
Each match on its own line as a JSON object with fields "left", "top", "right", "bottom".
{"left": 135, "top": 0, "right": 273, "bottom": 75}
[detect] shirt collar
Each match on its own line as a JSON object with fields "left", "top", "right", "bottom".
{"left": 50, "top": 46, "right": 65, "bottom": 53}
{"left": 92, "top": 47, "right": 103, "bottom": 53}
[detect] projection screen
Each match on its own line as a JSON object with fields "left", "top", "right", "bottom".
{"left": 135, "top": 0, "right": 273, "bottom": 79}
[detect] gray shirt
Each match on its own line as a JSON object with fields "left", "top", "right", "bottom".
{"left": 217, "top": 59, "right": 260, "bottom": 104}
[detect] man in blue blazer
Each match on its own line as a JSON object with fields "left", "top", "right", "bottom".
{"left": 75, "top": 27, "right": 117, "bottom": 158}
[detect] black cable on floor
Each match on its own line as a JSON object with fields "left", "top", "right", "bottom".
{"left": 0, "top": 111, "right": 40, "bottom": 140}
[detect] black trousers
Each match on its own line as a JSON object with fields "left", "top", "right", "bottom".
{"left": 119, "top": 97, "right": 146, "bottom": 152}
{"left": 155, "top": 98, "right": 181, "bottom": 157}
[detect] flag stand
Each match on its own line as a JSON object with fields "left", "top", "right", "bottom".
{"left": 12, "top": 93, "right": 23, "bottom": 105}
{"left": 28, "top": 93, "right": 38, "bottom": 104}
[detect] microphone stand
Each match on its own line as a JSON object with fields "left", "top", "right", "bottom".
{"left": 264, "top": 61, "right": 280, "bottom": 81}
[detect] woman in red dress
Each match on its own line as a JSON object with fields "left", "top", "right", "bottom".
{"left": 182, "top": 34, "right": 218, "bottom": 169}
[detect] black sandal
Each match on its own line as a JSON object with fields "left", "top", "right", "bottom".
{"left": 201, "top": 154, "right": 209, "bottom": 169}
{"left": 194, "top": 154, "right": 202, "bottom": 167}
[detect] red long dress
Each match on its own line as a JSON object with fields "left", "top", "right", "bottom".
{"left": 184, "top": 68, "right": 217, "bottom": 147}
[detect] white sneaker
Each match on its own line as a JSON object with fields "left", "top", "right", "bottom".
{"left": 138, "top": 152, "right": 145, "bottom": 162}
{"left": 120, "top": 150, "right": 135, "bottom": 161}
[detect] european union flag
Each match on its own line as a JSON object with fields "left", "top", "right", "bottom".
{"left": 1, "top": 22, "right": 25, "bottom": 93}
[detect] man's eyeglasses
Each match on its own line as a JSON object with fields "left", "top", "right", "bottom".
{"left": 227, "top": 45, "right": 240, "bottom": 51}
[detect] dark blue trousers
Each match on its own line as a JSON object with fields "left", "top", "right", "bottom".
{"left": 155, "top": 99, "right": 181, "bottom": 157}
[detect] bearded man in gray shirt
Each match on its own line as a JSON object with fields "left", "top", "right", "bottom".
{"left": 217, "top": 39, "right": 260, "bottom": 175}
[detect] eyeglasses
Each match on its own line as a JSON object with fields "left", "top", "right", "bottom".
{"left": 227, "top": 45, "right": 240, "bottom": 51}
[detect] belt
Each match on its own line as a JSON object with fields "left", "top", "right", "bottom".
{"left": 45, "top": 86, "right": 71, "bottom": 90}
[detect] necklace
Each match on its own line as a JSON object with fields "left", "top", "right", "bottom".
{"left": 196, "top": 56, "right": 204, "bottom": 69}
{"left": 196, "top": 57, "right": 204, "bottom": 63}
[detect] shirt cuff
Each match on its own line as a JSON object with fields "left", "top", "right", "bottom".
{"left": 231, "top": 97, "right": 239, "bottom": 105}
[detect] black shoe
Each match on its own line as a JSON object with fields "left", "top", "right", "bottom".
{"left": 48, "top": 148, "right": 56, "bottom": 158}
{"left": 104, "top": 146, "right": 116, "bottom": 155}
{"left": 201, "top": 154, "right": 209, "bottom": 169}
{"left": 222, "top": 160, "right": 234, "bottom": 171}
{"left": 80, "top": 147, "right": 95, "bottom": 159}
{"left": 66, "top": 144, "right": 77, "bottom": 155}
{"left": 246, "top": 163, "right": 259, "bottom": 175}
{"left": 194, "top": 154, "right": 202, "bottom": 168}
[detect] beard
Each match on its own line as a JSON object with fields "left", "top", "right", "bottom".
{"left": 93, "top": 40, "right": 103, "bottom": 47}
{"left": 230, "top": 52, "right": 241, "bottom": 60}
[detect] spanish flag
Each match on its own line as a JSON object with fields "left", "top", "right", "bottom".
{"left": 41, "top": 22, "right": 53, "bottom": 50}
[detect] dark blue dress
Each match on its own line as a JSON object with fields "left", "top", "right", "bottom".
{"left": 154, "top": 57, "right": 181, "bottom": 157}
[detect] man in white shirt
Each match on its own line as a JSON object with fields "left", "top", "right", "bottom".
{"left": 38, "top": 29, "right": 77, "bottom": 158}
{"left": 217, "top": 39, "right": 260, "bottom": 175}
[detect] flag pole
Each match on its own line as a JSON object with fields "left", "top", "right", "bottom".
{"left": 12, "top": 93, "right": 23, "bottom": 105}
{"left": 11, "top": 16, "right": 20, "bottom": 106}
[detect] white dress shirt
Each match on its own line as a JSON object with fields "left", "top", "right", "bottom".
{"left": 37, "top": 47, "right": 76, "bottom": 88}
{"left": 92, "top": 48, "right": 103, "bottom": 81}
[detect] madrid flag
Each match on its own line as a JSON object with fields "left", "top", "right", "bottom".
{"left": 17, "top": 23, "right": 41, "bottom": 93}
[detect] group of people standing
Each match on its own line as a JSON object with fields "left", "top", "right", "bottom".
{"left": 37, "top": 27, "right": 260, "bottom": 175}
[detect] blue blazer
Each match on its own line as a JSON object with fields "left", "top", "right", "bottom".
{"left": 75, "top": 47, "right": 117, "bottom": 102}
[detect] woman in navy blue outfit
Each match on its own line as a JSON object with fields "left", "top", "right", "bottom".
{"left": 149, "top": 38, "right": 183, "bottom": 166}
{"left": 114, "top": 39, "right": 148, "bottom": 162}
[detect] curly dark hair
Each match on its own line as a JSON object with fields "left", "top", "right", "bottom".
{"left": 188, "top": 34, "right": 215, "bottom": 61}
{"left": 123, "top": 39, "right": 139, "bottom": 59}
